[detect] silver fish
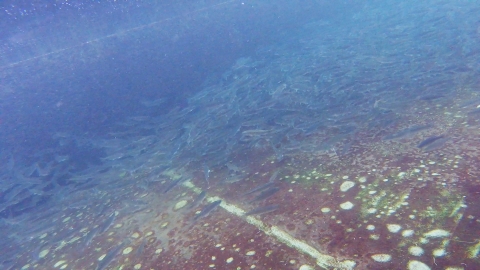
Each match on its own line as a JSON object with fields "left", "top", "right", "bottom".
{"left": 245, "top": 204, "right": 279, "bottom": 216}
{"left": 249, "top": 187, "right": 280, "bottom": 203}
{"left": 82, "top": 227, "right": 99, "bottom": 250}
{"left": 194, "top": 200, "right": 222, "bottom": 221}
{"left": 243, "top": 182, "right": 275, "bottom": 195}
{"left": 189, "top": 191, "right": 206, "bottom": 209}
{"left": 203, "top": 164, "right": 210, "bottom": 187}
{"left": 98, "top": 213, "right": 116, "bottom": 234}
{"left": 417, "top": 135, "right": 445, "bottom": 148}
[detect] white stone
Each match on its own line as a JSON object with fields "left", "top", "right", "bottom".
{"left": 424, "top": 229, "right": 450, "bottom": 238}
{"left": 358, "top": 176, "right": 367, "bottom": 183}
{"left": 299, "top": 265, "right": 315, "bottom": 270}
{"left": 432, "top": 248, "right": 446, "bottom": 257}
{"left": 123, "top": 247, "right": 133, "bottom": 255}
{"left": 54, "top": 260, "right": 66, "bottom": 268}
{"left": 408, "top": 246, "right": 424, "bottom": 256}
{"left": 371, "top": 254, "right": 392, "bottom": 262}
{"left": 321, "top": 207, "right": 331, "bottom": 213}
{"left": 340, "top": 181, "right": 355, "bottom": 192}
{"left": 366, "top": 225, "right": 375, "bottom": 231}
{"left": 386, "top": 224, "right": 402, "bottom": 233}
{"left": 419, "top": 238, "right": 429, "bottom": 244}
{"left": 246, "top": 251, "right": 255, "bottom": 256}
{"left": 174, "top": 200, "right": 188, "bottom": 210}
{"left": 402, "top": 229, "right": 414, "bottom": 237}
{"left": 226, "top": 257, "right": 233, "bottom": 263}
{"left": 340, "top": 201, "right": 354, "bottom": 210}
{"left": 39, "top": 249, "right": 49, "bottom": 259}
{"left": 408, "top": 260, "right": 431, "bottom": 270}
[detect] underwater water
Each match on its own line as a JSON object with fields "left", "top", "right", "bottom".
{"left": 1, "top": 0, "right": 480, "bottom": 269}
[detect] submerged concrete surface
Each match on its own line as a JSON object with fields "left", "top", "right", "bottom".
{"left": 13, "top": 96, "right": 480, "bottom": 269}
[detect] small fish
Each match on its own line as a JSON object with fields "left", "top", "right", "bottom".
{"left": 416, "top": 94, "right": 445, "bottom": 101}
{"left": 243, "top": 182, "right": 275, "bottom": 195}
{"left": 98, "top": 213, "right": 116, "bottom": 234}
{"left": 135, "top": 239, "right": 147, "bottom": 257}
{"left": 460, "top": 98, "right": 480, "bottom": 108}
{"left": 189, "top": 191, "right": 206, "bottom": 209}
{"left": 163, "top": 177, "right": 186, "bottom": 194}
{"left": 269, "top": 169, "right": 281, "bottom": 182}
{"left": 467, "top": 108, "right": 480, "bottom": 115}
{"left": 245, "top": 205, "right": 279, "bottom": 216}
{"left": 49, "top": 227, "right": 78, "bottom": 244}
{"left": 417, "top": 135, "right": 445, "bottom": 148}
{"left": 54, "top": 155, "right": 69, "bottom": 163}
{"left": 271, "top": 144, "right": 285, "bottom": 162}
{"left": 82, "top": 227, "right": 99, "bottom": 250}
{"left": 194, "top": 200, "right": 222, "bottom": 221}
{"left": 140, "top": 98, "right": 166, "bottom": 107}
{"left": 203, "top": 164, "right": 210, "bottom": 187}
{"left": 95, "top": 241, "right": 127, "bottom": 270}
{"left": 249, "top": 187, "right": 280, "bottom": 203}
{"left": 222, "top": 172, "right": 245, "bottom": 184}
{"left": 383, "top": 124, "right": 432, "bottom": 140}
{"left": 226, "top": 163, "right": 242, "bottom": 172}
{"left": 423, "top": 137, "right": 448, "bottom": 152}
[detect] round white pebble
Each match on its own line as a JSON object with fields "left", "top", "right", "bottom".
{"left": 340, "top": 181, "right": 355, "bottom": 192}
{"left": 424, "top": 229, "right": 450, "bottom": 238}
{"left": 246, "top": 251, "right": 256, "bottom": 256}
{"left": 321, "top": 207, "right": 331, "bottom": 213}
{"left": 299, "top": 265, "right": 315, "bottom": 270}
{"left": 54, "top": 260, "right": 66, "bottom": 267}
{"left": 371, "top": 254, "right": 392, "bottom": 262}
{"left": 408, "top": 260, "right": 431, "bottom": 270}
{"left": 408, "top": 246, "right": 424, "bottom": 256}
{"left": 226, "top": 257, "right": 233, "bottom": 263}
{"left": 386, "top": 224, "right": 402, "bottom": 233}
{"left": 340, "top": 201, "right": 354, "bottom": 210}
{"left": 432, "top": 248, "right": 446, "bottom": 257}
{"left": 366, "top": 225, "right": 375, "bottom": 231}
{"left": 174, "top": 200, "right": 188, "bottom": 210}
{"left": 402, "top": 229, "right": 414, "bottom": 237}
{"left": 123, "top": 247, "right": 133, "bottom": 255}
{"left": 39, "top": 249, "right": 49, "bottom": 259}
